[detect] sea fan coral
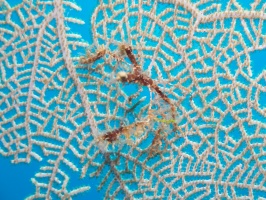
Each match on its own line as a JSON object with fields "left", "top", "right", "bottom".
{"left": 1, "top": 0, "right": 266, "bottom": 199}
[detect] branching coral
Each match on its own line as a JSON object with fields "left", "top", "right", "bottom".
{"left": 2, "top": 0, "right": 266, "bottom": 199}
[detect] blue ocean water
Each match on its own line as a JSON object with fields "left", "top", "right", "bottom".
{"left": 0, "top": 0, "right": 104, "bottom": 199}
{"left": 0, "top": 0, "right": 266, "bottom": 199}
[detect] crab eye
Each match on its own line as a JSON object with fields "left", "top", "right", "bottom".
{"left": 116, "top": 71, "right": 128, "bottom": 81}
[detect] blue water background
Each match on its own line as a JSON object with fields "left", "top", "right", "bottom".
{"left": 0, "top": 0, "right": 266, "bottom": 199}
{"left": 0, "top": 0, "right": 103, "bottom": 199}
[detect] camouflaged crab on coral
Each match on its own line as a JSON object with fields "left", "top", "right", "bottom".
{"left": 78, "top": 43, "right": 182, "bottom": 152}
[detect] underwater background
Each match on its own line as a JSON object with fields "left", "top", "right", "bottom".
{"left": 1, "top": 0, "right": 104, "bottom": 199}
{"left": 1, "top": 0, "right": 266, "bottom": 199}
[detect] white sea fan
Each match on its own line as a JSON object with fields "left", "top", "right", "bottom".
{"left": 1, "top": 0, "right": 266, "bottom": 199}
